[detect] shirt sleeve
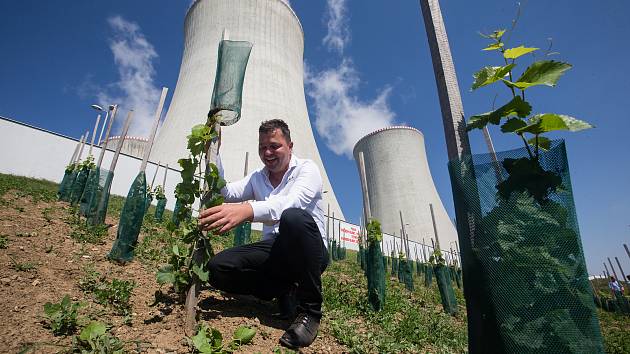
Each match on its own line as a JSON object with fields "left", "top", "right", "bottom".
{"left": 249, "top": 160, "right": 322, "bottom": 224}
{"left": 221, "top": 172, "right": 256, "bottom": 203}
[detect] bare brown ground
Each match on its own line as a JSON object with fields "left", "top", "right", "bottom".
{"left": 0, "top": 192, "right": 347, "bottom": 353}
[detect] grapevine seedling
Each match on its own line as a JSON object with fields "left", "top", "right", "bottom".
{"left": 43, "top": 295, "right": 82, "bottom": 336}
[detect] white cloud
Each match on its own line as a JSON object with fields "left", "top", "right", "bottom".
{"left": 96, "top": 16, "right": 161, "bottom": 137}
{"left": 307, "top": 0, "right": 398, "bottom": 158}
{"left": 323, "top": 0, "right": 350, "bottom": 54}
{"left": 306, "top": 60, "right": 396, "bottom": 157}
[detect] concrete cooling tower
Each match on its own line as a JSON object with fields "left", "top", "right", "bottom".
{"left": 353, "top": 126, "right": 457, "bottom": 249}
{"left": 150, "top": 0, "right": 344, "bottom": 218}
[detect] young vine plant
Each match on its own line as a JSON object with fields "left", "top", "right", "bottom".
{"left": 157, "top": 115, "right": 226, "bottom": 293}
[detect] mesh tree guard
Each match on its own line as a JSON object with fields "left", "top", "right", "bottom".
{"left": 58, "top": 168, "right": 75, "bottom": 201}
{"left": 424, "top": 263, "right": 433, "bottom": 287}
{"left": 337, "top": 243, "right": 343, "bottom": 260}
{"left": 154, "top": 197, "right": 167, "bottom": 222}
{"left": 403, "top": 259, "right": 414, "bottom": 291}
{"left": 331, "top": 240, "right": 338, "bottom": 261}
{"left": 613, "top": 290, "right": 630, "bottom": 314}
{"left": 88, "top": 171, "right": 114, "bottom": 226}
{"left": 391, "top": 252, "right": 398, "bottom": 276}
{"left": 398, "top": 257, "right": 405, "bottom": 283}
{"left": 108, "top": 171, "right": 147, "bottom": 262}
{"left": 210, "top": 40, "right": 253, "bottom": 126}
{"left": 455, "top": 267, "right": 462, "bottom": 289}
{"left": 382, "top": 255, "right": 387, "bottom": 269}
{"left": 366, "top": 220, "right": 386, "bottom": 311}
{"left": 416, "top": 260, "right": 422, "bottom": 275}
{"left": 232, "top": 221, "right": 251, "bottom": 247}
{"left": 144, "top": 193, "right": 153, "bottom": 214}
{"left": 434, "top": 264, "right": 458, "bottom": 315}
{"left": 448, "top": 140, "right": 604, "bottom": 353}
{"left": 172, "top": 198, "right": 184, "bottom": 227}
{"left": 69, "top": 168, "right": 89, "bottom": 205}
{"left": 79, "top": 167, "right": 100, "bottom": 217}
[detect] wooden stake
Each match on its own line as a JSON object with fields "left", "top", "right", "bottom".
{"left": 109, "top": 111, "right": 134, "bottom": 173}
{"left": 68, "top": 134, "right": 84, "bottom": 165}
{"left": 140, "top": 87, "right": 169, "bottom": 173}
{"left": 88, "top": 114, "right": 101, "bottom": 157}
{"left": 326, "top": 204, "right": 330, "bottom": 244}
{"left": 243, "top": 152, "right": 249, "bottom": 177}
{"left": 96, "top": 105, "right": 118, "bottom": 169}
{"left": 429, "top": 203, "right": 440, "bottom": 249}
{"left": 624, "top": 244, "right": 630, "bottom": 262}
{"left": 614, "top": 257, "right": 627, "bottom": 284}
{"left": 357, "top": 151, "right": 372, "bottom": 221}
{"left": 150, "top": 162, "right": 161, "bottom": 189}
{"left": 76, "top": 131, "right": 90, "bottom": 162}
{"left": 608, "top": 257, "right": 619, "bottom": 281}
{"left": 162, "top": 164, "right": 168, "bottom": 187}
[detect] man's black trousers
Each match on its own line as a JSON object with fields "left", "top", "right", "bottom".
{"left": 207, "top": 208, "right": 329, "bottom": 317}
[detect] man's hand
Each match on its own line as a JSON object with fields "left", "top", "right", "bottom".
{"left": 199, "top": 203, "right": 253, "bottom": 234}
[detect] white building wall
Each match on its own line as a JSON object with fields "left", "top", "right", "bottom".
{"left": 0, "top": 117, "right": 180, "bottom": 212}
{"left": 353, "top": 126, "right": 458, "bottom": 251}
{"left": 150, "top": 0, "right": 345, "bottom": 219}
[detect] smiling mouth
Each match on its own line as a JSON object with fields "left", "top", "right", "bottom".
{"left": 264, "top": 157, "right": 278, "bottom": 164}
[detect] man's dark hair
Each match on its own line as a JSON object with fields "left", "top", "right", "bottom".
{"left": 259, "top": 119, "right": 291, "bottom": 143}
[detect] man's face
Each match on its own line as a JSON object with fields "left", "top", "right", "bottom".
{"left": 259, "top": 128, "right": 293, "bottom": 175}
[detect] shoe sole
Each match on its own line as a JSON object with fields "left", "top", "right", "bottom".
{"left": 278, "top": 332, "right": 318, "bottom": 350}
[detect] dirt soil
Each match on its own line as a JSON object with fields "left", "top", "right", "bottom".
{"left": 0, "top": 192, "right": 347, "bottom": 353}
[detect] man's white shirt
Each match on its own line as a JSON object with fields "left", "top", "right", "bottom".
{"left": 220, "top": 154, "right": 327, "bottom": 244}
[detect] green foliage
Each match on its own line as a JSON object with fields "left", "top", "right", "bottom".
{"left": 77, "top": 155, "right": 96, "bottom": 171}
{"left": 69, "top": 221, "right": 109, "bottom": 244}
{"left": 154, "top": 185, "right": 166, "bottom": 199}
{"left": 599, "top": 310, "right": 630, "bottom": 353}
{"left": 468, "top": 27, "right": 592, "bottom": 167}
{"left": 158, "top": 117, "right": 225, "bottom": 293}
{"left": 71, "top": 321, "right": 124, "bottom": 353}
{"left": 366, "top": 219, "right": 383, "bottom": 243}
{"left": 0, "top": 173, "right": 58, "bottom": 202}
{"left": 43, "top": 295, "right": 82, "bottom": 336}
{"left": 497, "top": 157, "right": 563, "bottom": 203}
{"left": 190, "top": 324, "right": 256, "bottom": 353}
{"left": 157, "top": 243, "right": 192, "bottom": 293}
{"left": 93, "top": 278, "right": 135, "bottom": 316}
{"left": 78, "top": 265, "right": 102, "bottom": 294}
{"left": 323, "top": 260, "right": 467, "bottom": 353}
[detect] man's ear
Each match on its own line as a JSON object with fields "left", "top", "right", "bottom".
{"left": 289, "top": 141, "right": 294, "bottom": 150}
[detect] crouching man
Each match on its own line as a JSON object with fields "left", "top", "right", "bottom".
{"left": 198, "top": 119, "right": 329, "bottom": 350}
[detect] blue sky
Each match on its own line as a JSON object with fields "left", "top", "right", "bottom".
{"left": 1, "top": 0, "right": 628, "bottom": 275}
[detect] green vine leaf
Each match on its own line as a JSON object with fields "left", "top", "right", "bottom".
{"left": 233, "top": 326, "right": 256, "bottom": 345}
{"left": 192, "top": 264, "right": 209, "bottom": 282}
{"left": 503, "top": 60, "right": 572, "bottom": 90}
{"left": 472, "top": 64, "right": 516, "bottom": 90}
{"left": 467, "top": 96, "right": 532, "bottom": 131}
{"left": 515, "top": 114, "right": 594, "bottom": 135}
{"left": 483, "top": 42, "right": 504, "bottom": 51}
{"left": 527, "top": 136, "right": 552, "bottom": 151}
{"left": 503, "top": 46, "right": 539, "bottom": 59}
{"left": 501, "top": 118, "right": 528, "bottom": 133}
{"left": 480, "top": 29, "right": 506, "bottom": 40}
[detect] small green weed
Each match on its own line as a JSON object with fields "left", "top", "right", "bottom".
{"left": 190, "top": 324, "right": 256, "bottom": 353}
{"left": 94, "top": 278, "right": 136, "bottom": 316}
{"left": 43, "top": 295, "right": 82, "bottom": 336}
{"left": 70, "top": 222, "right": 108, "bottom": 244}
{"left": 78, "top": 265, "right": 103, "bottom": 293}
{"left": 0, "top": 173, "right": 57, "bottom": 202}
{"left": 9, "top": 256, "right": 37, "bottom": 272}
{"left": 0, "top": 234, "right": 8, "bottom": 249}
{"left": 42, "top": 207, "right": 54, "bottom": 223}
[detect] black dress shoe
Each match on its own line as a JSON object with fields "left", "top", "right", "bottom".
{"left": 279, "top": 312, "right": 320, "bottom": 349}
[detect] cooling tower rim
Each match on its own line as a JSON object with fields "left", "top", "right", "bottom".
{"left": 187, "top": 0, "right": 304, "bottom": 37}
{"left": 104, "top": 136, "right": 149, "bottom": 142}
{"left": 353, "top": 126, "right": 424, "bottom": 155}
